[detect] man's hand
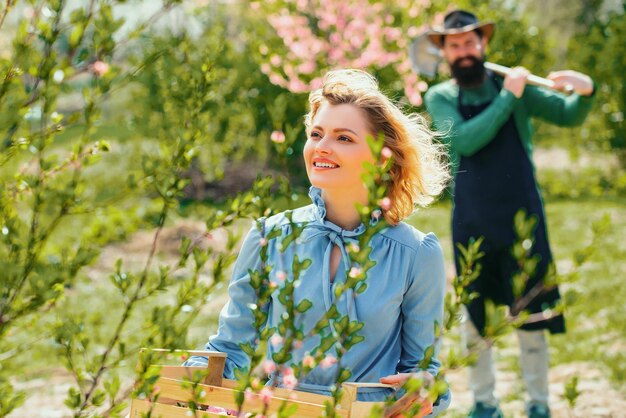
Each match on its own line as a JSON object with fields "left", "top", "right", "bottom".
{"left": 547, "top": 70, "right": 594, "bottom": 96}
{"left": 503, "top": 66, "right": 530, "bottom": 98}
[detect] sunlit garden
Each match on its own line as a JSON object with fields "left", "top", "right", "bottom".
{"left": 1, "top": 1, "right": 624, "bottom": 417}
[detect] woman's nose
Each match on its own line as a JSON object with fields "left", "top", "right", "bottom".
{"left": 315, "top": 136, "right": 332, "bottom": 154}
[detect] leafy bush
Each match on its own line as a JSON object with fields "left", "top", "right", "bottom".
{"left": 538, "top": 166, "right": 626, "bottom": 199}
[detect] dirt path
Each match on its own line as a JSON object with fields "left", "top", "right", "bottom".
{"left": 445, "top": 361, "right": 626, "bottom": 417}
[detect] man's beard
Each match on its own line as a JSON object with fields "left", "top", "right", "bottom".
{"left": 451, "top": 56, "right": 486, "bottom": 87}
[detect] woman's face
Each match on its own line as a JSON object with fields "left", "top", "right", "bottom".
{"left": 303, "top": 102, "right": 375, "bottom": 195}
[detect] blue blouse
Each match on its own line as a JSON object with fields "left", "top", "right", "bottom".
{"left": 187, "top": 187, "right": 450, "bottom": 414}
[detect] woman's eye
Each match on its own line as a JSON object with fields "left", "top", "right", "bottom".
{"left": 310, "top": 131, "right": 321, "bottom": 139}
{"left": 338, "top": 135, "right": 352, "bottom": 142}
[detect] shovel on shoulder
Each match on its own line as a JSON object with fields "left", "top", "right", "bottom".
{"left": 409, "top": 33, "right": 571, "bottom": 93}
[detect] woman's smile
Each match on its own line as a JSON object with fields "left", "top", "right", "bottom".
{"left": 312, "top": 157, "right": 340, "bottom": 169}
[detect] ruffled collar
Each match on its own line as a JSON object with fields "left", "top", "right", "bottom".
{"left": 308, "top": 187, "right": 379, "bottom": 238}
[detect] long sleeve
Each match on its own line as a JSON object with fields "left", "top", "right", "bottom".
{"left": 185, "top": 224, "right": 265, "bottom": 378}
{"left": 424, "top": 86, "right": 518, "bottom": 157}
{"left": 399, "top": 233, "right": 450, "bottom": 416}
{"left": 523, "top": 85, "right": 595, "bottom": 127}
{"left": 398, "top": 233, "right": 446, "bottom": 377}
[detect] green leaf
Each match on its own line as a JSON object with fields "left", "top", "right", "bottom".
{"left": 296, "top": 299, "right": 313, "bottom": 313}
{"left": 104, "top": 375, "right": 121, "bottom": 400}
{"left": 337, "top": 368, "right": 352, "bottom": 383}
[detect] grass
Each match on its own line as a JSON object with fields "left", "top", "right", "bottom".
{"left": 546, "top": 200, "right": 626, "bottom": 382}
{"left": 408, "top": 198, "right": 626, "bottom": 386}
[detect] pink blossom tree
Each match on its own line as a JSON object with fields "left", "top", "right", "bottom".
{"left": 252, "top": 0, "right": 446, "bottom": 106}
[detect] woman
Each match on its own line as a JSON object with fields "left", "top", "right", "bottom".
{"left": 186, "top": 69, "right": 451, "bottom": 415}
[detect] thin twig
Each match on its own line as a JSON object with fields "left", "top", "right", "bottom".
{"left": 75, "top": 205, "right": 168, "bottom": 415}
{"left": 0, "top": 0, "right": 14, "bottom": 30}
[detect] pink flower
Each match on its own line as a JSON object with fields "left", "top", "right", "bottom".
{"left": 379, "top": 197, "right": 392, "bottom": 211}
{"left": 282, "top": 373, "right": 298, "bottom": 390}
{"left": 290, "top": 42, "right": 308, "bottom": 59}
{"left": 411, "top": 93, "right": 423, "bottom": 107}
{"left": 293, "top": 340, "right": 303, "bottom": 349}
{"left": 348, "top": 243, "right": 360, "bottom": 253}
{"left": 259, "top": 387, "right": 273, "bottom": 405}
{"left": 244, "top": 387, "right": 254, "bottom": 402}
{"left": 270, "top": 54, "right": 282, "bottom": 67}
{"left": 372, "top": 209, "right": 382, "bottom": 220}
{"left": 309, "top": 77, "right": 323, "bottom": 90}
{"left": 320, "top": 354, "right": 337, "bottom": 369}
{"left": 270, "top": 334, "right": 284, "bottom": 347}
{"left": 93, "top": 61, "right": 109, "bottom": 76}
{"left": 259, "top": 237, "right": 267, "bottom": 247}
{"left": 329, "top": 33, "right": 342, "bottom": 45}
{"left": 262, "top": 360, "right": 276, "bottom": 374}
{"left": 381, "top": 147, "right": 393, "bottom": 160}
{"left": 407, "top": 26, "right": 420, "bottom": 38}
{"left": 297, "top": 61, "right": 316, "bottom": 74}
{"left": 417, "top": 81, "right": 429, "bottom": 92}
{"left": 276, "top": 270, "right": 287, "bottom": 282}
{"left": 269, "top": 73, "right": 286, "bottom": 87}
{"left": 207, "top": 406, "right": 230, "bottom": 414}
{"left": 349, "top": 267, "right": 362, "bottom": 278}
{"left": 407, "top": 91, "right": 423, "bottom": 107}
{"left": 287, "top": 78, "right": 308, "bottom": 93}
{"left": 302, "top": 355, "right": 316, "bottom": 368}
{"left": 271, "top": 130, "right": 286, "bottom": 143}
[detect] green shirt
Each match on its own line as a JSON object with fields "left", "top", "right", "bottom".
{"left": 423, "top": 76, "right": 595, "bottom": 169}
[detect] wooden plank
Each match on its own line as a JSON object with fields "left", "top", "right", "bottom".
{"left": 350, "top": 401, "right": 382, "bottom": 416}
{"left": 222, "top": 379, "right": 335, "bottom": 406}
{"left": 141, "top": 348, "right": 228, "bottom": 357}
{"left": 205, "top": 355, "right": 226, "bottom": 386}
{"left": 152, "top": 365, "right": 204, "bottom": 381}
{"left": 339, "top": 383, "right": 357, "bottom": 412}
{"left": 150, "top": 365, "right": 224, "bottom": 388}
{"left": 149, "top": 367, "right": 336, "bottom": 406}
{"left": 343, "top": 382, "right": 395, "bottom": 389}
{"left": 340, "top": 382, "right": 392, "bottom": 415}
{"left": 155, "top": 377, "right": 350, "bottom": 417}
{"left": 130, "top": 398, "right": 225, "bottom": 418}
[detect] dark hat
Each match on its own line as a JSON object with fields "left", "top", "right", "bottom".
{"left": 427, "top": 10, "right": 495, "bottom": 48}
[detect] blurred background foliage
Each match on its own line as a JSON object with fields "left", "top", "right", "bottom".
{"left": 4, "top": 0, "right": 622, "bottom": 203}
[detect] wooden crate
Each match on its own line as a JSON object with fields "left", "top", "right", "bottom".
{"left": 129, "top": 350, "right": 432, "bottom": 417}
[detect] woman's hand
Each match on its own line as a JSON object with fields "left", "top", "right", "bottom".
{"left": 379, "top": 372, "right": 434, "bottom": 418}
{"left": 379, "top": 371, "right": 434, "bottom": 387}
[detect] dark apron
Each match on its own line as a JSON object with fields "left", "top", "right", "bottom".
{"left": 452, "top": 76, "right": 565, "bottom": 334}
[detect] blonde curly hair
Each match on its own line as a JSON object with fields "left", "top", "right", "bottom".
{"left": 304, "top": 69, "right": 450, "bottom": 225}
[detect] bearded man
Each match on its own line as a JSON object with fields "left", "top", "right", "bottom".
{"left": 423, "top": 10, "right": 595, "bottom": 418}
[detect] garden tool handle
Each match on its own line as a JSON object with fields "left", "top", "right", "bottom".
{"left": 485, "top": 62, "right": 573, "bottom": 94}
